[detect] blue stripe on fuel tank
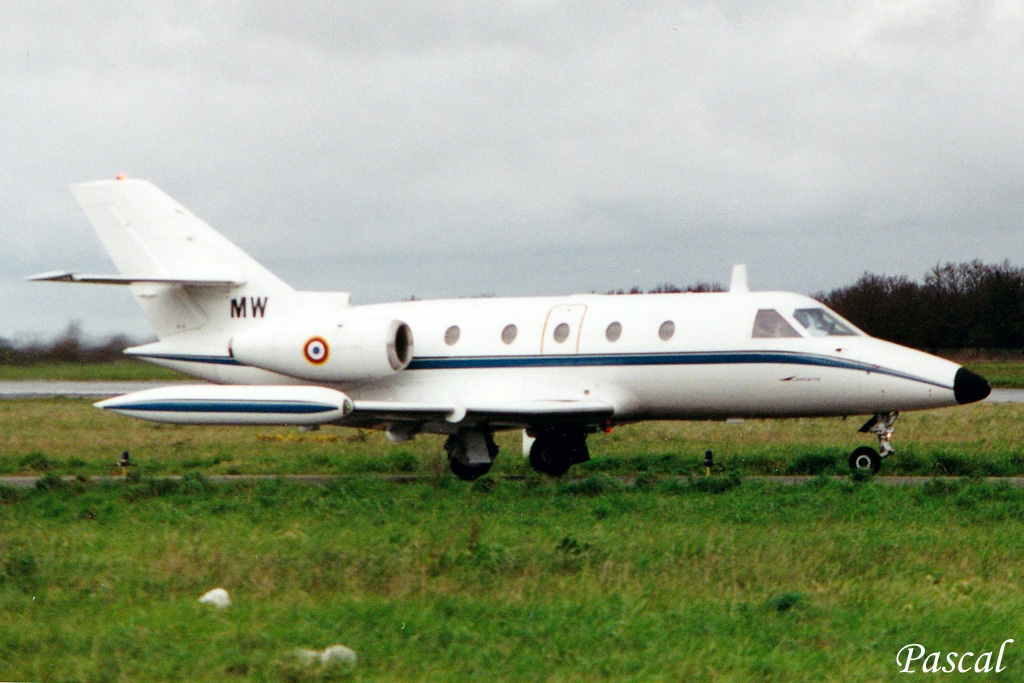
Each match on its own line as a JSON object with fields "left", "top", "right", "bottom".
{"left": 109, "top": 400, "right": 337, "bottom": 414}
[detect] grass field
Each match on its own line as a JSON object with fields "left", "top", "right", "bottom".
{"left": 963, "top": 360, "right": 1024, "bottom": 389}
{"left": 0, "top": 359, "right": 185, "bottom": 382}
{"left": 1, "top": 393, "right": 1022, "bottom": 680}
{"left": 0, "top": 397, "right": 1021, "bottom": 479}
{"left": 2, "top": 476, "right": 1024, "bottom": 680}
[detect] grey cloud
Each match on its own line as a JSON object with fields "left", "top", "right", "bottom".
{"left": 3, "top": 1, "right": 1023, "bottom": 337}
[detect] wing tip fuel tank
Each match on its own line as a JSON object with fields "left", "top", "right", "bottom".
{"left": 95, "top": 385, "right": 354, "bottom": 426}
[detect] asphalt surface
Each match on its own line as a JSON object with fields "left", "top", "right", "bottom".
{"left": 0, "top": 380, "right": 196, "bottom": 399}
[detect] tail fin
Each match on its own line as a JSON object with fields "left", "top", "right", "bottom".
{"left": 66, "top": 178, "right": 295, "bottom": 338}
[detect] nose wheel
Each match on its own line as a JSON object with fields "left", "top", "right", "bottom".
{"left": 849, "top": 446, "right": 881, "bottom": 474}
{"left": 849, "top": 412, "right": 898, "bottom": 475}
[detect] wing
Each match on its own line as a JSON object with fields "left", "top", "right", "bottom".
{"left": 346, "top": 398, "right": 616, "bottom": 432}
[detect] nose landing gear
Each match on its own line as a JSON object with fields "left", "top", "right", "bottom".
{"left": 849, "top": 412, "right": 898, "bottom": 475}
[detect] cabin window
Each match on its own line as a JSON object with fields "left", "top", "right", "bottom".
{"left": 752, "top": 309, "right": 801, "bottom": 338}
{"left": 606, "top": 322, "right": 622, "bottom": 342}
{"left": 444, "top": 325, "right": 461, "bottom": 345}
{"left": 501, "top": 324, "right": 517, "bottom": 344}
{"left": 793, "top": 308, "right": 858, "bottom": 336}
{"left": 658, "top": 320, "right": 675, "bottom": 341}
{"left": 553, "top": 322, "right": 570, "bottom": 343}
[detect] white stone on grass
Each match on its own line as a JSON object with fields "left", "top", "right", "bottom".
{"left": 294, "top": 644, "right": 357, "bottom": 668}
{"left": 197, "top": 587, "right": 230, "bottom": 609}
{"left": 320, "top": 644, "right": 357, "bottom": 666}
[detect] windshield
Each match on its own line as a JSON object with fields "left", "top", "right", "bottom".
{"left": 792, "top": 308, "right": 858, "bottom": 336}
{"left": 752, "top": 309, "right": 801, "bottom": 338}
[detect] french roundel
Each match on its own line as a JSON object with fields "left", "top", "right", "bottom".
{"left": 303, "top": 337, "right": 330, "bottom": 365}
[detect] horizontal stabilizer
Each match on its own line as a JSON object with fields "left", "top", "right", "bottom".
{"left": 27, "top": 271, "right": 245, "bottom": 287}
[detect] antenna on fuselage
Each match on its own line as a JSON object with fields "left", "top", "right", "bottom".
{"left": 729, "top": 264, "right": 749, "bottom": 293}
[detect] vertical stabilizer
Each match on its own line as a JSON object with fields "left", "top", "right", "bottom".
{"left": 69, "top": 178, "right": 295, "bottom": 338}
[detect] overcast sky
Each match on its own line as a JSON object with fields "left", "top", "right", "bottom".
{"left": 3, "top": 1, "right": 1023, "bottom": 341}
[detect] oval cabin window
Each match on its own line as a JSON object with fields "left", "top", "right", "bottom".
{"left": 658, "top": 320, "right": 675, "bottom": 341}
{"left": 606, "top": 322, "right": 622, "bottom": 342}
{"left": 444, "top": 325, "right": 460, "bottom": 346}
{"left": 553, "top": 322, "right": 570, "bottom": 343}
{"left": 501, "top": 324, "right": 517, "bottom": 344}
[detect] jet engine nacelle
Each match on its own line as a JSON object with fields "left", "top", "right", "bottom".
{"left": 231, "top": 311, "right": 414, "bottom": 382}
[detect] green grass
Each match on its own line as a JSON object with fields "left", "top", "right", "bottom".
{"left": 0, "top": 359, "right": 185, "bottom": 381}
{"left": 1, "top": 394, "right": 1020, "bottom": 679}
{"left": 964, "top": 360, "right": 1024, "bottom": 389}
{"left": 2, "top": 477, "right": 1024, "bottom": 680}
{"left": 0, "top": 397, "right": 1020, "bottom": 479}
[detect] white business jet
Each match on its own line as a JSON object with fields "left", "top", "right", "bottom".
{"left": 31, "top": 178, "right": 991, "bottom": 478}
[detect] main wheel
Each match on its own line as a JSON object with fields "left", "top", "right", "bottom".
{"left": 529, "top": 438, "right": 573, "bottom": 476}
{"left": 529, "top": 429, "right": 589, "bottom": 477}
{"left": 849, "top": 446, "right": 881, "bottom": 475}
{"left": 445, "top": 431, "right": 497, "bottom": 481}
{"left": 448, "top": 454, "right": 492, "bottom": 481}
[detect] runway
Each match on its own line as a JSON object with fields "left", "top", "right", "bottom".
{"left": 1, "top": 381, "right": 1021, "bottom": 402}
{"left": 0, "top": 380, "right": 197, "bottom": 399}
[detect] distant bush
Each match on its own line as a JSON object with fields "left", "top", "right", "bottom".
{"left": 820, "top": 260, "right": 1024, "bottom": 350}
{"left": 0, "top": 321, "right": 145, "bottom": 366}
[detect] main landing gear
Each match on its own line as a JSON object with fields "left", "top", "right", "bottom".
{"left": 444, "top": 425, "right": 591, "bottom": 480}
{"left": 528, "top": 427, "right": 590, "bottom": 476}
{"left": 445, "top": 428, "right": 498, "bottom": 481}
{"left": 848, "top": 412, "right": 898, "bottom": 475}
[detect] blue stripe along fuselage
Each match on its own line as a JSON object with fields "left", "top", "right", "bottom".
{"left": 134, "top": 350, "right": 954, "bottom": 391}
{"left": 407, "top": 350, "right": 954, "bottom": 390}
{"left": 111, "top": 399, "right": 338, "bottom": 414}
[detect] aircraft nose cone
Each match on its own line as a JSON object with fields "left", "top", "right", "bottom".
{"left": 954, "top": 367, "right": 991, "bottom": 404}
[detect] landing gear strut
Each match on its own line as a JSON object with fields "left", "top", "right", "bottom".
{"left": 528, "top": 427, "right": 590, "bottom": 477}
{"left": 445, "top": 428, "right": 498, "bottom": 481}
{"left": 849, "top": 412, "right": 899, "bottom": 475}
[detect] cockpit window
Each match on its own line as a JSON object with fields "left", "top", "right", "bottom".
{"left": 793, "top": 308, "right": 858, "bottom": 336}
{"left": 752, "top": 309, "right": 801, "bottom": 338}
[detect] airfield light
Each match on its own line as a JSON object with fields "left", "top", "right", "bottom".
{"left": 116, "top": 174, "right": 127, "bottom": 181}
{"left": 704, "top": 450, "right": 714, "bottom": 476}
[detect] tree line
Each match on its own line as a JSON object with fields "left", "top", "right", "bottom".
{"left": 613, "top": 260, "right": 1024, "bottom": 352}
{"left": 818, "top": 260, "right": 1024, "bottom": 351}
{"left": 0, "top": 322, "right": 132, "bottom": 366}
